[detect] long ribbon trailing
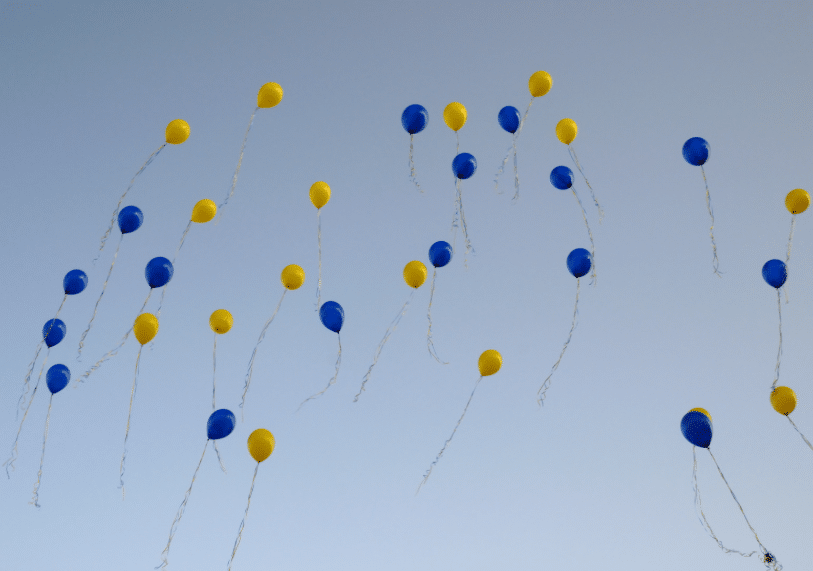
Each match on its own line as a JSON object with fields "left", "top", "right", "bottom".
{"left": 409, "top": 133, "right": 423, "bottom": 192}
{"left": 79, "top": 233, "right": 125, "bottom": 360}
{"left": 571, "top": 188, "right": 597, "bottom": 285}
{"left": 299, "top": 333, "right": 342, "bottom": 409}
{"left": 241, "top": 289, "right": 287, "bottom": 420}
{"left": 119, "top": 346, "right": 143, "bottom": 498}
{"left": 18, "top": 295, "right": 66, "bottom": 417}
{"left": 699, "top": 164, "right": 721, "bottom": 277}
{"left": 569, "top": 145, "right": 604, "bottom": 223}
{"left": 426, "top": 269, "right": 447, "bottom": 364}
{"left": 537, "top": 279, "right": 580, "bottom": 406}
{"left": 30, "top": 394, "right": 54, "bottom": 508}
{"left": 784, "top": 215, "right": 796, "bottom": 303}
{"left": 772, "top": 290, "right": 782, "bottom": 391}
{"left": 315, "top": 210, "right": 323, "bottom": 310}
{"left": 216, "top": 108, "right": 258, "bottom": 223}
{"left": 786, "top": 415, "right": 813, "bottom": 453}
{"left": 5, "top": 348, "right": 50, "bottom": 478}
{"left": 226, "top": 462, "right": 260, "bottom": 571}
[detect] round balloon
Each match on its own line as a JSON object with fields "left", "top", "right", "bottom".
{"left": 63, "top": 269, "right": 88, "bottom": 295}
{"left": 785, "top": 189, "right": 810, "bottom": 215}
{"left": 309, "top": 181, "right": 331, "bottom": 209}
{"left": 498, "top": 106, "right": 520, "bottom": 134}
{"left": 209, "top": 309, "right": 233, "bottom": 334}
{"left": 556, "top": 118, "right": 578, "bottom": 145}
{"left": 46, "top": 364, "right": 70, "bottom": 394}
{"left": 528, "top": 71, "right": 552, "bottom": 97}
{"left": 680, "top": 410, "right": 712, "bottom": 448}
{"left": 281, "top": 264, "right": 305, "bottom": 290}
{"left": 771, "top": 386, "right": 796, "bottom": 416}
{"left": 452, "top": 153, "right": 477, "bottom": 180}
{"left": 207, "top": 409, "right": 237, "bottom": 440}
{"left": 319, "top": 301, "right": 344, "bottom": 333}
{"left": 145, "top": 257, "right": 174, "bottom": 289}
{"left": 401, "top": 104, "right": 428, "bottom": 135}
{"left": 550, "top": 166, "right": 574, "bottom": 190}
{"left": 165, "top": 119, "right": 190, "bottom": 145}
{"left": 478, "top": 349, "right": 502, "bottom": 376}
{"left": 42, "top": 319, "right": 66, "bottom": 348}
{"left": 682, "top": 137, "right": 709, "bottom": 166}
{"left": 428, "top": 241, "right": 453, "bottom": 268}
{"left": 567, "top": 248, "right": 592, "bottom": 278}
{"left": 118, "top": 206, "right": 144, "bottom": 234}
{"left": 133, "top": 313, "right": 159, "bottom": 345}
{"left": 403, "top": 261, "right": 427, "bottom": 289}
{"left": 762, "top": 259, "right": 787, "bottom": 289}
{"left": 257, "top": 82, "right": 284, "bottom": 108}
{"left": 247, "top": 428, "right": 275, "bottom": 463}
{"left": 191, "top": 199, "right": 217, "bottom": 223}
{"left": 443, "top": 102, "right": 467, "bottom": 132}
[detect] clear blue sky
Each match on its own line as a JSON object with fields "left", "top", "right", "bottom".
{"left": 2, "top": 1, "right": 812, "bottom": 569}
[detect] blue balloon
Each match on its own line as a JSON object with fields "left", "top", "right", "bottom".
{"left": 46, "top": 364, "right": 70, "bottom": 394}
{"left": 680, "top": 411, "right": 713, "bottom": 448}
{"left": 497, "top": 106, "right": 520, "bottom": 134}
{"left": 550, "top": 166, "right": 574, "bottom": 190}
{"left": 118, "top": 205, "right": 144, "bottom": 234}
{"left": 63, "top": 269, "right": 88, "bottom": 295}
{"left": 145, "top": 257, "right": 174, "bottom": 289}
{"left": 762, "top": 259, "right": 787, "bottom": 289}
{"left": 566, "top": 248, "right": 592, "bottom": 279}
{"left": 42, "top": 319, "right": 66, "bottom": 348}
{"left": 682, "top": 137, "right": 709, "bottom": 166}
{"left": 319, "top": 301, "right": 344, "bottom": 333}
{"left": 207, "top": 409, "right": 236, "bottom": 440}
{"left": 452, "top": 153, "right": 477, "bottom": 180}
{"left": 428, "top": 241, "right": 453, "bottom": 268}
{"left": 401, "top": 104, "right": 428, "bottom": 135}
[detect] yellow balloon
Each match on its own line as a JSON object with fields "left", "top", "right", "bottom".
{"left": 403, "top": 261, "right": 427, "bottom": 289}
{"left": 785, "top": 189, "right": 810, "bottom": 215}
{"left": 133, "top": 313, "right": 159, "bottom": 345}
{"left": 556, "top": 118, "right": 578, "bottom": 145}
{"left": 257, "top": 82, "right": 284, "bottom": 108}
{"left": 443, "top": 102, "right": 467, "bottom": 132}
{"left": 478, "top": 349, "right": 502, "bottom": 377}
{"left": 310, "top": 181, "right": 331, "bottom": 209}
{"left": 280, "top": 264, "right": 305, "bottom": 290}
{"left": 771, "top": 386, "right": 797, "bottom": 415}
{"left": 209, "top": 309, "right": 233, "bottom": 334}
{"left": 191, "top": 199, "right": 217, "bottom": 223}
{"left": 247, "top": 428, "right": 275, "bottom": 462}
{"left": 528, "top": 71, "right": 552, "bottom": 97}
{"left": 689, "top": 407, "right": 713, "bottom": 423}
{"left": 165, "top": 119, "right": 190, "bottom": 145}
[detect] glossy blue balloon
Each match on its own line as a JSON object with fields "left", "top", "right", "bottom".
{"left": 46, "top": 364, "right": 70, "bottom": 394}
{"left": 452, "top": 153, "right": 477, "bottom": 180}
{"left": 401, "top": 104, "right": 428, "bottom": 135}
{"left": 63, "top": 269, "right": 88, "bottom": 295}
{"left": 428, "top": 241, "right": 453, "bottom": 268}
{"left": 498, "top": 106, "right": 520, "bottom": 134}
{"left": 680, "top": 411, "right": 713, "bottom": 448}
{"left": 762, "top": 259, "right": 787, "bottom": 289}
{"left": 319, "top": 301, "right": 344, "bottom": 333}
{"left": 42, "top": 319, "right": 66, "bottom": 348}
{"left": 566, "top": 248, "right": 592, "bottom": 279}
{"left": 118, "top": 205, "right": 144, "bottom": 234}
{"left": 550, "top": 166, "right": 574, "bottom": 190}
{"left": 207, "top": 409, "right": 236, "bottom": 440}
{"left": 145, "top": 257, "right": 174, "bottom": 289}
{"left": 682, "top": 137, "right": 709, "bottom": 166}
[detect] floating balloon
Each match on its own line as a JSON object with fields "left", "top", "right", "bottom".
{"left": 783, "top": 188, "right": 809, "bottom": 303}
{"left": 426, "top": 241, "right": 453, "bottom": 364}
{"left": 498, "top": 106, "right": 520, "bottom": 134}
{"left": 165, "top": 119, "right": 191, "bottom": 145}
{"left": 537, "top": 249, "right": 592, "bottom": 405}
{"left": 257, "top": 82, "right": 284, "bottom": 108}
{"left": 310, "top": 181, "right": 331, "bottom": 308}
{"left": 63, "top": 269, "right": 88, "bottom": 296}
{"left": 551, "top": 166, "right": 597, "bottom": 283}
{"left": 763, "top": 259, "right": 788, "bottom": 391}
{"left": 452, "top": 153, "right": 477, "bottom": 179}
{"left": 418, "top": 350, "right": 502, "bottom": 491}
{"left": 43, "top": 319, "right": 66, "bottom": 349}
{"left": 528, "top": 70, "right": 553, "bottom": 98}
{"left": 402, "top": 104, "right": 428, "bottom": 192}
{"left": 680, "top": 410, "right": 712, "bottom": 448}
{"left": 300, "top": 301, "right": 345, "bottom": 408}
{"left": 556, "top": 118, "right": 604, "bottom": 226}
{"left": 444, "top": 102, "right": 467, "bottom": 134}
{"left": 682, "top": 137, "right": 720, "bottom": 276}
{"left": 403, "top": 260, "right": 428, "bottom": 289}
{"left": 770, "top": 386, "right": 813, "bottom": 455}
{"left": 209, "top": 309, "right": 233, "bottom": 413}
{"left": 451, "top": 153, "right": 477, "bottom": 263}
{"left": 494, "top": 106, "right": 523, "bottom": 199}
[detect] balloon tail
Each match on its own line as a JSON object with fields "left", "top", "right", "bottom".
{"left": 173, "top": 220, "right": 193, "bottom": 266}
{"left": 20, "top": 296, "right": 67, "bottom": 414}
{"left": 493, "top": 144, "right": 511, "bottom": 195}
{"left": 409, "top": 133, "right": 423, "bottom": 193}
{"left": 298, "top": 333, "right": 342, "bottom": 409}
{"left": 119, "top": 346, "right": 143, "bottom": 498}
{"left": 5, "top": 349, "right": 49, "bottom": 478}
{"left": 426, "top": 270, "right": 447, "bottom": 364}
{"left": 354, "top": 291, "right": 415, "bottom": 402}
{"left": 216, "top": 107, "right": 258, "bottom": 223}
{"left": 571, "top": 188, "right": 597, "bottom": 285}
{"left": 511, "top": 134, "right": 519, "bottom": 201}
{"left": 156, "top": 441, "right": 208, "bottom": 570}
{"left": 213, "top": 440, "right": 226, "bottom": 473}
{"left": 699, "top": 165, "right": 722, "bottom": 277}
{"left": 241, "top": 289, "right": 287, "bottom": 420}
{"left": 537, "top": 279, "right": 580, "bottom": 406}
{"left": 516, "top": 98, "right": 533, "bottom": 138}
{"left": 226, "top": 462, "right": 260, "bottom": 571}
{"left": 212, "top": 333, "right": 218, "bottom": 410}
{"left": 772, "top": 289, "right": 782, "bottom": 391}
{"left": 30, "top": 394, "right": 53, "bottom": 508}
{"left": 569, "top": 145, "right": 604, "bottom": 223}
{"left": 417, "top": 375, "right": 483, "bottom": 493}
{"left": 450, "top": 179, "right": 474, "bottom": 268}
{"left": 786, "top": 415, "right": 813, "bottom": 453}
{"left": 455, "top": 131, "right": 459, "bottom": 156}
{"left": 316, "top": 209, "right": 323, "bottom": 310}
{"left": 784, "top": 215, "right": 796, "bottom": 303}
{"left": 79, "top": 233, "right": 125, "bottom": 360}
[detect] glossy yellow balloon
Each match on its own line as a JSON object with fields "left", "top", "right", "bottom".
{"left": 403, "top": 261, "right": 427, "bottom": 289}
{"left": 478, "top": 350, "right": 502, "bottom": 377}
{"left": 771, "top": 386, "right": 797, "bottom": 415}
{"left": 191, "top": 199, "right": 217, "bottom": 223}
{"left": 247, "top": 428, "right": 275, "bottom": 462}
{"left": 785, "top": 189, "right": 810, "bottom": 215}
{"left": 134, "top": 313, "right": 159, "bottom": 345}
{"left": 257, "top": 82, "right": 284, "bottom": 108}
{"left": 165, "top": 119, "right": 190, "bottom": 145}
{"left": 556, "top": 118, "right": 578, "bottom": 145}
{"left": 689, "top": 407, "right": 713, "bottom": 423}
{"left": 528, "top": 71, "right": 553, "bottom": 97}
{"left": 281, "top": 264, "right": 305, "bottom": 290}
{"left": 310, "top": 181, "right": 331, "bottom": 209}
{"left": 443, "top": 102, "right": 467, "bottom": 132}
{"left": 209, "top": 309, "right": 233, "bottom": 334}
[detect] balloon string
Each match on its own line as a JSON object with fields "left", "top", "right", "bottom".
{"left": 493, "top": 143, "right": 511, "bottom": 195}
{"left": 571, "top": 187, "right": 597, "bottom": 285}
{"left": 700, "top": 165, "right": 722, "bottom": 277}
{"left": 417, "top": 375, "right": 483, "bottom": 493}
{"left": 5, "top": 348, "right": 50, "bottom": 478}
{"left": 354, "top": 290, "right": 415, "bottom": 402}
{"left": 772, "top": 289, "right": 782, "bottom": 391}
{"left": 537, "top": 279, "right": 580, "bottom": 406}
{"left": 456, "top": 131, "right": 459, "bottom": 156}
{"left": 784, "top": 215, "right": 795, "bottom": 303}
{"left": 173, "top": 220, "right": 193, "bottom": 266}
{"left": 511, "top": 133, "right": 519, "bottom": 201}
{"left": 17, "top": 294, "right": 65, "bottom": 418}
{"left": 226, "top": 462, "right": 260, "bottom": 571}
{"left": 568, "top": 145, "right": 604, "bottom": 224}
{"left": 213, "top": 440, "right": 226, "bottom": 473}
{"left": 409, "top": 133, "right": 423, "bottom": 193}
{"left": 241, "top": 289, "right": 287, "bottom": 420}
{"left": 450, "top": 178, "right": 474, "bottom": 268}
{"left": 426, "top": 269, "right": 447, "bottom": 364}
{"left": 79, "top": 233, "right": 125, "bottom": 361}
{"left": 156, "top": 440, "right": 208, "bottom": 569}
{"left": 298, "top": 333, "right": 342, "bottom": 409}
{"left": 787, "top": 415, "right": 813, "bottom": 453}
{"left": 94, "top": 143, "right": 166, "bottom": 263}
{"left": 30, "top": 394, "right": 53, "bottom": 508}
{"left": 120, "top": 345, "right": 143, "bottom": 499}
{"left": 316, "top": 209, "right": 323, "bottom": 311}
{"left": 216, "top": 107, "right": 258, "bottom": 223}
{"left": 516, "top": 97, "right": 533, "bottom": 138}
{"left": 213, "top": 333, "right": 218, "bottom": 410}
